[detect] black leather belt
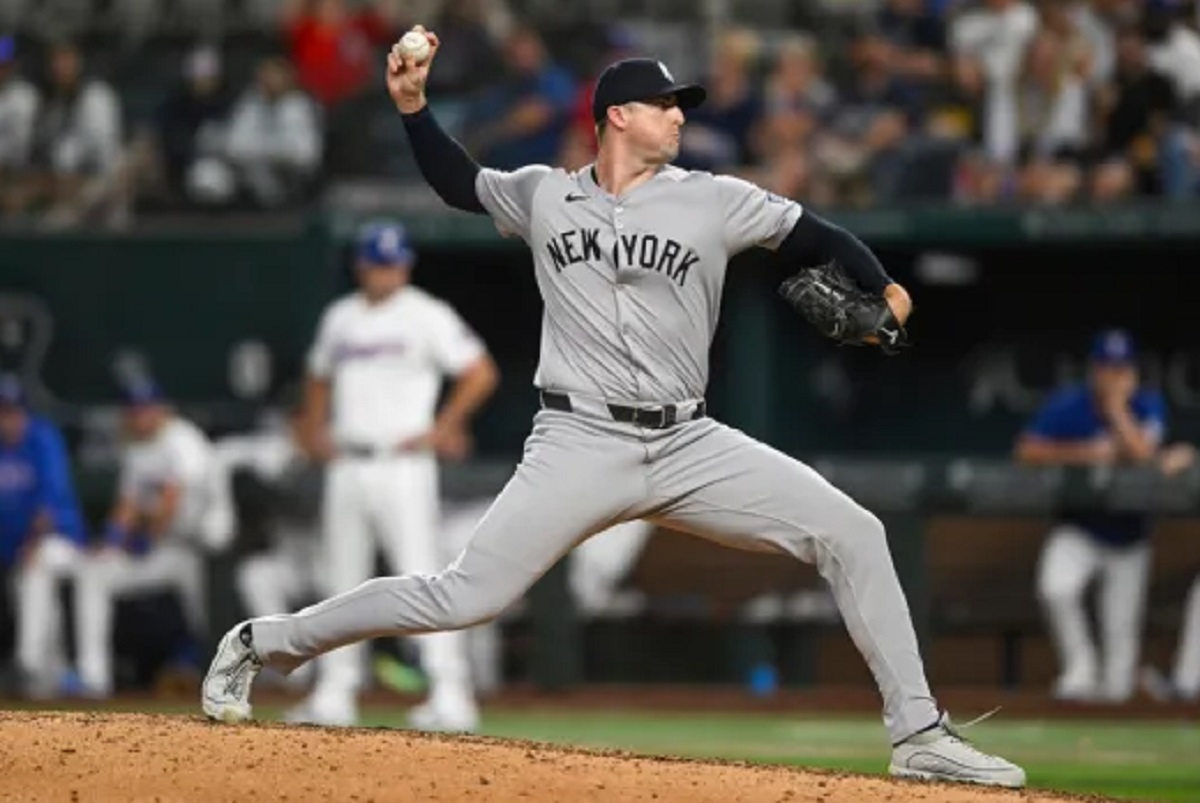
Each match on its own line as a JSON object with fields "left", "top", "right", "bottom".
{"left": 539, "top": 390, "right": 706, "bottom": 430}
{"left": 338, "top": 443, "right": 395, "bottom": 458}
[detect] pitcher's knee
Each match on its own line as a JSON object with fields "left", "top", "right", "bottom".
{"left": 435, "top": 575, "right": 511, "bottom": 630}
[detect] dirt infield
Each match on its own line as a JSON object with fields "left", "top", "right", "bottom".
{"left": 0, "top": 711, "right": 1106, "bottom": 803}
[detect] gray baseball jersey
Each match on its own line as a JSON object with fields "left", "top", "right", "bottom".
{"left": 475, "top": 165, "right": 803, "bottom": 402}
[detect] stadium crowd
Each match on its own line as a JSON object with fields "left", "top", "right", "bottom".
{"left": 1, "top": 0, "right": 1200, "bottom": 227}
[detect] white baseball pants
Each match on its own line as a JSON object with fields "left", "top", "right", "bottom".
{"left": 1037, "top": 524, "right": 1150, "bottom": 701}
{"left": 309, "top": 453, "right": 472, "bottom": 705}
{"left": 74, "top": 543, "right": 206, "bottom": 695}
{"left": 12, "top": 535, "right": 80, "bottom": 680}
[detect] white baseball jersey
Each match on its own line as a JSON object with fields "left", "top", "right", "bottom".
{"left": 119, "top": 416, "right": 217, "bottom": 540}
{"left": 307, "top": 286, "right": 486, "bottom": 447}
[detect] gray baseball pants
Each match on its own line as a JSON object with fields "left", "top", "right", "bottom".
{"left": 251, "top": 406, "right": 939, "bottom": 742}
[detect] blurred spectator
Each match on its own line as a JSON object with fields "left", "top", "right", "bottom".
{"left": 155, "top": 45, "right": 236, "bottom": 208}
{"left": 951, "top": 0, "right": 1039, "bottom": 167}
{"left": 74, "top": 380, "right": 230, "bottom": 698}
{"left": 462, "top": 24, "right": 575, "bottom": 170}
{"left": 1013, "top": 2, "right": 1092, "bottom": 203}
{"left": 5, "top": 41, "right": 124, "bottom": 227}
{"left": 816, "top": 28, "right": 924, "bottom": 205}
{"left": 744, "top": 35, "right": 836, "bottom": 203}
{"left": 225, "top": 56, "right": 323, "bottom": 208}
{"left": 1015, "top": 329, "right": 1196, "bottom": 703}
{"left": 876, "top": 0, "right": 949, "bottom": 93}
{"left": 0, "top": 34, "right": 39, "bottom": 218}
{"left": 0, "top": 374, "right": 87, "bottom": 699}
{"left": 425, "top": 0, "right": 507, "bottom": 96}
{"left": 1140, "top": 572, "right": 1200, "bottom": 702}
{"left": 283, "top": 0, "right": 401, "bottom": 108}
{"left": 1089, "top": 24, "right": 1190, "bottom": 201}
{"left": 676, "top": 28, "right": 763, "bottom": 173}
{"left": 559, "top": 24, "right": 639, "bottom": 171}
{"left": 1144, "top": 1, "right": 1200, "bottom": 118}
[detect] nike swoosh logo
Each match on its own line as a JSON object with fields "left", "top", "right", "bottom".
{"left": 565, "top": 193, "right": 588, "bottom": 202}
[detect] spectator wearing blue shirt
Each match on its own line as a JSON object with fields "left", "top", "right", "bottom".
{"left": 0, "top": 374, "right": 86, "bottom": 698}
{"left": 461, "top": 25, "right": 576, "bottom": 170}
{"left": 1015, "top": 330, "right": 1195, "bottom": 703}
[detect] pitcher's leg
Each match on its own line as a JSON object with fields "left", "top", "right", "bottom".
{"left": 250, "top": 412, "right": 645, "bottom": 676}
{"left": 650, "top": 423, "right": 935, "bottom": 743}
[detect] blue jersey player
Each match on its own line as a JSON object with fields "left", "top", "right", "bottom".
{"left": 1016, "top": 330, "right": 1195, "bottom": 702}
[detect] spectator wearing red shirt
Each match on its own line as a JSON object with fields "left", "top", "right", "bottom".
{"left": 283, "top": 0, "right": 401, "bottom": 107}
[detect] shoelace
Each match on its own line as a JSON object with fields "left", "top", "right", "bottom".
{"left": 939, "top": 707, "right": 1002, "bottom": 758}
{"left": 223, "top": 651, "right": 262, "bottom": 698}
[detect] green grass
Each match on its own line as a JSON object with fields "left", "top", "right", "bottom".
{"left": 18, "top": 700, "right": 1200, "bottom": 801}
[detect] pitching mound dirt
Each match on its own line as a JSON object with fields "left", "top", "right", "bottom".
{"left": 0, "top": 711, "right": 1098, "bottom": 802}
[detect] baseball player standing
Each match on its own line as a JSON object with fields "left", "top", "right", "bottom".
{"left": 75, "top": 380, "right": 229, "bottom": 697}
{"left": 0, "top": 374, "right": 87, "bottom": 698}
{"left": 204, "top": 28, "right": 1024, "bottom": 787}
{"left": 285, "top": 221, "right": 499, "bottom": 731}
{"left": 1016, "top": 329, "right": 1196, "bottom": 703}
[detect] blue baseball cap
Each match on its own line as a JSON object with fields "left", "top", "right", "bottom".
{"left": 122, "top": 379, "right": 167, "bottom": 406}
{"left": 0, "top": 373, "right": 25, "bottom": 407}
{"left": 356, "top": 221, "right": 414, "bottom": 268}
{"left": 1090, "top": 329, "right": 1136, "bottom": 365}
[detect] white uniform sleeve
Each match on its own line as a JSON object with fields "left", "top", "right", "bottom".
{"left": 117, "top": 448, "right": 138, "bottom": 499}
{"left": 474, "top": 164, "right": 552, "bottom": 240}
{"left": 166, "top": 426, "right": 211, "bottom": 489}
{"left": 427, "top": 301, "right": 487, "bottom": 376}
{"left": 715, "top": 175, "right": 804, "bottom": 255}
{"left": 306, "top": 305, "right": 339, "bottom": 379}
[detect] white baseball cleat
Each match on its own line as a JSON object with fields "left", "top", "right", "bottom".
{"left": 889, "top": 712, "right": 1026, "bottom": 789}
{"left": 283, "top": 694, "right": 359, "bottom": 728}
{"left": 201, "top": 622, "right": 263, "bottom": 724}
{"left": 407, "top": 694, "right": 480, "bottom": 734}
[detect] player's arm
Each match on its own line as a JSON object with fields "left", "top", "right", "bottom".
{"left": 386, "top": 27, "right": 486, "bottom": 214}
{"left": 28, "top": 422, "right": 76, "bottom": 543}
{"left": 302, "top": 306, "right": 338, "bottom": 461}
{"left": 142, "top": 481, "right": 183, "bottom": 539}
{"left": 436, "top": 354, "right": 499, "bottom": 436}
{"left": 778, "top": 211, "right": 912, "bottom": 323}
{"left": 1013, "top": 394, "right": 1114, "bottom": 465}
{"left": 1013, "top": 435, "right": 1113, "bottom": 465}
{"left": 301, "top": 373, "right": 335, "bottom": 460}
{"left": 716, "top": 176, "right": 912, "bottom": 325}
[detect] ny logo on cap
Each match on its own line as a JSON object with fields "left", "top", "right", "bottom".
{"left": 658, "top": 61, "right": 673, "bottom": 82}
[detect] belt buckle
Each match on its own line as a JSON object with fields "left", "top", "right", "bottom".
{"left": 636, "top": 405, "right": 674, "bottom": 429}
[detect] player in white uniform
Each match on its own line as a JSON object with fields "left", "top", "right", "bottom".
{"left": 74, "top": 381, "right": 230, "bottom": 697}
{"left": 287, "top": 220, "right": 499, "bottom": 730}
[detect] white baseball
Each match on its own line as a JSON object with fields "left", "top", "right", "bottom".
{"left": 395, "top": 30, "right": 431, "bottom": 63}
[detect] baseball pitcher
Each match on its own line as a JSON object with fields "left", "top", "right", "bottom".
{"left": 0, "top": 374, "right": 87, "bottom": 698}
{"left": 284, "top": 221, "right": 499, "bottom": 730}
{"left": 203, "top": 29, "right": 1024, "bottom": 787}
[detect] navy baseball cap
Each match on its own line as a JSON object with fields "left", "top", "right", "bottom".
{"left": 592, "top": 58, "right": 706, "bottom": 123}
{"left": 0, "top": 373, "right": 25, "bottom": 407}
{"left": 122, "top": 379, "right": 167, "bottom": 406}
{"left": 1090, "top": 329, "right": 1136, "bottom": 365}
{"left": 357, "top": 221, "right": 414, "bottom": 268}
